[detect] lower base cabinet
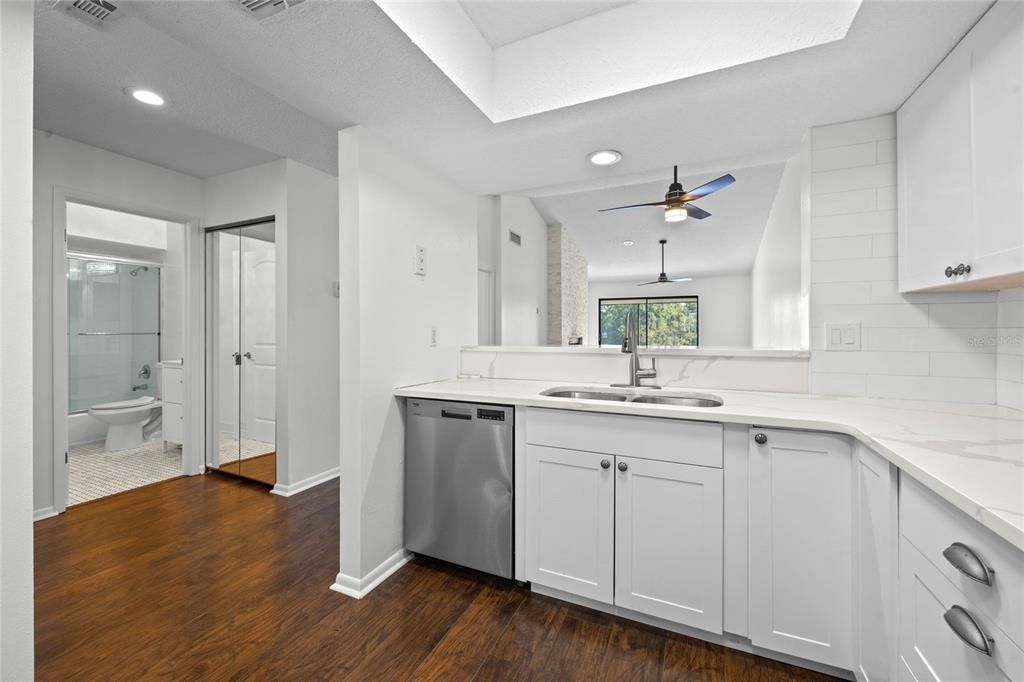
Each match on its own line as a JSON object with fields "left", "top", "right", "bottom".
{"left": 524, "top": 444, "right": 724, "bottom": 633}
{"left": 748, "top": 428, "right": 853, "bottom": 670}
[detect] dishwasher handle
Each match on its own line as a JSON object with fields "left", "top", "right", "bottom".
{"left": 441, "top": 409, "right": 472, "bottom": 420}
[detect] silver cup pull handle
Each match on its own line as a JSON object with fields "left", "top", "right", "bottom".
{"left": 943, "top": 542, "right": 994, "bottom": 586}
{"left": 944, "top": 605, "right": 994, "bottom": 657}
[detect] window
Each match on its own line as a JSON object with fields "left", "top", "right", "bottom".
{"left": 598, "top": 296, "right": 698, "bottom": 348}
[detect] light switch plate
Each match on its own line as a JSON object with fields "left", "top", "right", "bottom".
{"left": 414, "top": 246, "right": 426, "bottom": 276}
{"left": 825, "top": 322, "right": 860, "bottom": 351}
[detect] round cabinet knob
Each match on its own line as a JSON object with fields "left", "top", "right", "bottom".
{"left": 617, "top": 461, "right": 628, "bottom": 472}
{"left": 955, "top": 263, "right": 971, "bottom": 276}
{"left": 945, "top": 265, "right": 955, "bottom": 278}
{"left": 754, "top": 432, "right": 768, "bottom": 445}
{"left": 600, "top": 459, "right": 610, "bottom": 469}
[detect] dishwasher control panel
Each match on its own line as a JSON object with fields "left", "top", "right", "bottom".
{"left": 477, "top": 408, "right": 506, "bottom": 422}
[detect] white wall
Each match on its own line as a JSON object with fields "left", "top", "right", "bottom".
{"left": 337, "top": 127, "right": 478, "bottom": 584}
{"left": 751, "top": 154, "right": 807, "bottom": 349}
{"left": 997, "top": 288, "right": 1024, "bottom": 410}
{"left": 33, "top": 131, "right": 204, "bottom": 517}
{"left": 587, "top": 275, "right": 753, "bottom": 348}
{"left": 0, "top": 1, "right": 36, "bottom": 675}
{"left": 808, "top": 115, "right": 999, "bottom": 403}
{"left": 499, "top": 195, "right": 547, "bottom": 345}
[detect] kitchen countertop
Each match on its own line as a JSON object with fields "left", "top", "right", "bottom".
{"left": 395, "top": 378, "right": 1024, "bottom": 553}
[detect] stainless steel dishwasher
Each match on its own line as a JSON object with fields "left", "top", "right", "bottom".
{"left": 404, "top": 399, "right": 514, "bottom": 579}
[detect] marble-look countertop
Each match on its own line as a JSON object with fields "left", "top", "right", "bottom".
{"left": 395, "top": 378, "right": 1024, "bottom": 553}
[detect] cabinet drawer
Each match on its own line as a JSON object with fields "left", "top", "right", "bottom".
{"left": 899, "top": 537, "right": 1023, "bottom": 681}
{"left": 525, "top": 408, "right": 722, "bottom": 468}
{"left": 901, "top": 475, "right": 1024, "bottom": 649}
{"left": 161, "top": 367, "right": 184, "bottom": 404}
{"left": 162, "top": 402, "right": 183, "bottom": 444}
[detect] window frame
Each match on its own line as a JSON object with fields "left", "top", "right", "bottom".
{"left": 597, "top": 295, "right": 700, "bottom": 349}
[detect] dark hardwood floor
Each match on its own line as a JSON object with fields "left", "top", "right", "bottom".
{"left": 35, "top": 474, "right": 840, "bottom": 681}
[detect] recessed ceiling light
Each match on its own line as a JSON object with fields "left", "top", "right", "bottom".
{"left": 125, "top": 87, "right": 165, "bottom": 106}
{"left": 587, "top": 149, "right": 622, "bottom": 167}
{"left": 622, "top": 240, "right": 634, "bottom": 246}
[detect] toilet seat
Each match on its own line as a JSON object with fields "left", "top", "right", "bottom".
{"left": 91, "top": 396, "right": 157, "bottom": 411}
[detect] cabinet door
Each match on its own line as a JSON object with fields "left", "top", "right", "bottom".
{"left": 525, "top": 444, "right": 614, "bottom": 603}
{"left": 162, "top": 402, "right": 183, "bottom": 445}
{"left": 969, "top": 1, "right": 1024, "bottom": 280}
{"left": 614, "top": 456, "right": 723, "bottom": 633}
{"left": 898, "top": 40, "right": 974, "bottom": 292}
{"left": 853, "top": 444, "right": 897, "bottom": 682}
{"left": 749, "top": 428, "right": 852, "bottom": 669}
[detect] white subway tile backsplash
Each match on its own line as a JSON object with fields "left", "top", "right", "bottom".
{"left": 813, "top": 282, "right": 872, "bottom": 305}
{"left": 996, "top": 327, "right": 1024, "bottom": 356}
{"left": 869, "top": 280, "right": 997, "bottom": 305}
{"left": 812, "top": 142, "right": 877, "bottom": 172}
{"left": 997, "top": 298, "right": 1024, "bottom": 327}
{"left": 930, "top": 352, "right": 996, "bottom": 379}
{"left": 871, "top": 234, "right": 897, "bottom": 258}
{"left": 812, "top": 236, "right": 874, "bottom": 261}
{"left": 810, "top": 372, "right": 867, "bottom": 397}
{"left": 865, "top": 327, "right": 998, "bottom": 353}
{"left": 812, "top": 303, "right": 930, "bottom": 328}
{"left": 996, "top": 380, "right": 1024, "bottom": 411}
{"left": 812, "top": 210, "right": 896, "bottom": 238}
{"left": 811, "top": 189, "right": 878, "bottom": 217}
{"left": 810, "top": 351, "right": 929, "bottom": 376}
{"left": 812, "top": 257, "right": 897, "bottom": 283}
{"left": 866, "top": 375, "right": 995, "bottom": 404}
{"left": 928, "top": 303, "right": 997, "bottom": 329}
{"left": 811, "top": 116, "right": 896, "bottom": 150}
{"left": 876, "top": 186, "right": 896, "bottom": 210}
{"left": 996, "top": 353, "right": 1024, "bottom": 382}
{"left": 811, "top": 163, "right": 896, "bottom": 195}
{"left": 876, "top": 139, "right": 896, "bottom": 164}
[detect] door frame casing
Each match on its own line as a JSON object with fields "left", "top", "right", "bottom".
{"left": 51, "top": 187, "right": 205, "bottom": 514}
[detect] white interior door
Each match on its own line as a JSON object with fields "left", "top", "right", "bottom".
{"left": 240, "top": 227, "right": 276, "bottom": 451}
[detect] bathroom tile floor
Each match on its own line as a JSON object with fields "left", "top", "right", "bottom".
{"left": 68, "top": 441, "right": 182, "bottom": 506}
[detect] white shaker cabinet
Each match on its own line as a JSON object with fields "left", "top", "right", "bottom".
{"left": 898, "top": 0, "right": 1024, "bottom": 292}
{"left": 614, "top": 456, "right": 723, "bottom": 633}
{"left": 524, "top": 444, "right": 615, "bottom": 604}
{"left": 749, "top": 428, "right": 853, "bottom": 670}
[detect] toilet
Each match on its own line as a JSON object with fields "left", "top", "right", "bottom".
{"left": 88, "top": 396, "right": 163, "bottom": 451}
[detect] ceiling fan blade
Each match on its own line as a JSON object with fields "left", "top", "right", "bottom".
{"left": 598, "top": 200, "right": 668, "bottom": 212}
{"left": 668, "top": 277, "right": 693, "bottom": 283}
{"left": 637, "top": 280, "right": 662, "bottom": 286}
{"left": 684, "top": 204, "right": 711, "bottom": 220}
{"left": 681, "top": 174, "right": 735, "bottom": 202}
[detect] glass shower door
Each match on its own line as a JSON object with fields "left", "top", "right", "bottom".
{"left": 206, "top": 222, "right": 276, "bottom": 484}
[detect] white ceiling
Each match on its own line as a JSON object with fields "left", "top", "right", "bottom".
{"left": 33, "top": 1, "right": 989, "bottom": 193}
{"left": 459, "top": 1, "right": 629, "bottom": 48}
{"left": 534, "top": 163, "right": 786, "bottom": 280}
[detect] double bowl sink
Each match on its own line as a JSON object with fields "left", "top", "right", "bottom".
{"left": 540, "top": 386, "right": 723, "bottom": 408}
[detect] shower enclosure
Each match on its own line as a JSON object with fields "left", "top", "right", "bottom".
{"left": 205, "top": 219, "right": 277, "bottom": 485}
{"left": 67, "top": 255, "right": 160, "bottom": 412}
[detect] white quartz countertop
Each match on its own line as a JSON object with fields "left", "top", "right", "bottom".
{"left": 395, "top": 378, "right": 1024, "bottom": 553}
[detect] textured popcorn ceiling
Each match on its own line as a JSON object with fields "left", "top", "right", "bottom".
{"left": 35, "top": 1, "right": 989, "bottom": 193}
{"left": 379, "top": 0, "right": 863, "bottom": 122}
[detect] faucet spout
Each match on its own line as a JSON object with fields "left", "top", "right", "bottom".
{"left": 614, "top": 310, "right": 657, "bottom": 388}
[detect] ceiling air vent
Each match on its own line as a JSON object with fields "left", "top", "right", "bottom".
{"left": 508, "top": 231, "right": 522, "bottom": 247}
{"left": 52, "top": 0, "right": 120, "bottom": 26}
{"left": 235, "top": 0, "right": 305, "bottom": 21}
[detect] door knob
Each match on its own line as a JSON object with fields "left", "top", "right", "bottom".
{"left": 617, "top": 461, "right": 628, "bottom": 472}
{"left": 600, "top": 459, "right": 610, "bottom": 469}
{"left": 243, "top": 352, "right": 253, "bottom": 360}
{"left": 754, "top": 432, "right": 768, "bottom": 445}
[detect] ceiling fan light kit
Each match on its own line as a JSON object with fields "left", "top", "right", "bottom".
{"left": 664, "top": 205, "right": 688, "bottom": 222}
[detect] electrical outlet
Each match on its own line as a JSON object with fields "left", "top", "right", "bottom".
{"left": 429, "top": 326, "right": 438, "bottom": 347}
{"left": 825, "top": 322, "right": 861, "bottom": 351}
{"left": 414, "top": 246, "right": 426, "bottom": 276}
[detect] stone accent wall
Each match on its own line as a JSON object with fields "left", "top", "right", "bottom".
{"left": 546, "top": 225, "right": 589, "bottom": 345}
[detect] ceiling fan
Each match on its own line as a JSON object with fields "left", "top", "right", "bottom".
{"left": 639, "top": 239, "right": 692, "bottom": 286}
{"left": 599, "top": 166, "right": 735, "bottom": 222}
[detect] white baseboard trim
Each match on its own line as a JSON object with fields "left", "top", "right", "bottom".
{"left": 270, "top": 466, "right": 339, "bottom": 497}
{"left": 34, "top": 506, "right": 58, "bottom": 522}
{"left": 330, "top": 549, "right": 411, "bottom": 599}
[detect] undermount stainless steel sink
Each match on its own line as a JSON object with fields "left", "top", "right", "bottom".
{"left": 541, "top": 389, "right": 629, "bottom": 401}
{"left": 541, "top": 387, "right": 723, "bottom": 407}
{"left": 629, "top": 394, "right": 724, "bottom": 408}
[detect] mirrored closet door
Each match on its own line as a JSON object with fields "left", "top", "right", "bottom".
{"left": 206, "top": 220, "right": 277, "bottom": 485}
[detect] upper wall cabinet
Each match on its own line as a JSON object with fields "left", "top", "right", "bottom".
{"left": 898, "top": 1, "right": 1024, "bottom": 292}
